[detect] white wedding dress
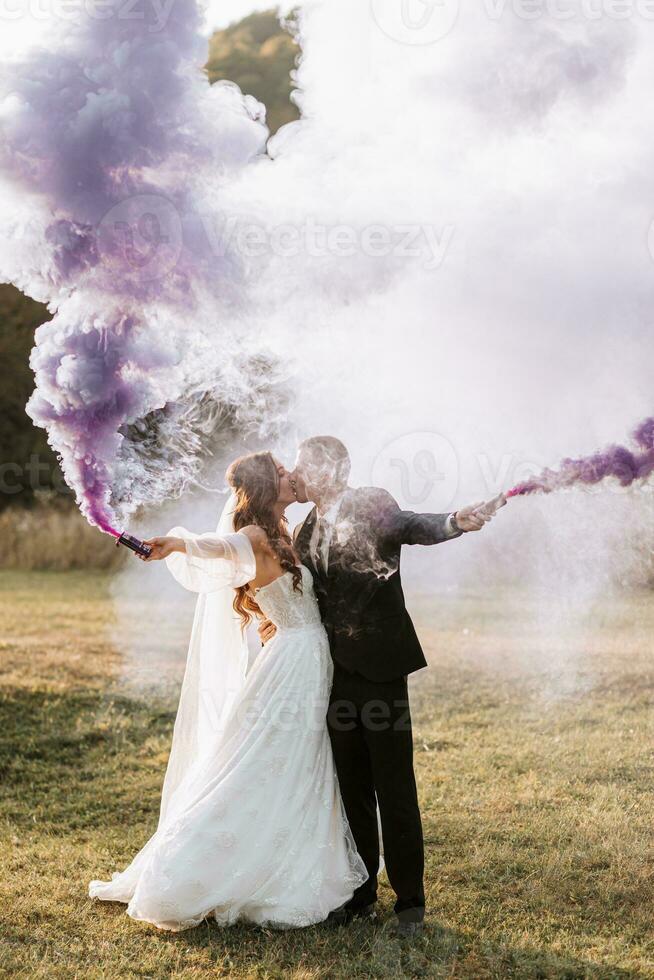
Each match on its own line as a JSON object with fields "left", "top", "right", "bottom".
{"left": 89, "top": 523, "right": 367, "bottom": 931}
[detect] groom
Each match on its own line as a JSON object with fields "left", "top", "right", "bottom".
{"left": 261, "top": 436, "right": 500, "bottom": 936}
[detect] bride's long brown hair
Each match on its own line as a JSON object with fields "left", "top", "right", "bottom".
{"left": 227, "top": 451, "right": 302, "bottom": 628}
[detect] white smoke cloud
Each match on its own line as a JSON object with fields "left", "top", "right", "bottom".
{"left": 228, "top": 0, "right": 652, "bottom": 478}
{"left": 216, "top": 0, "right": 654, "bottom": 640}
{"left": 2, "top": 0, "right": 653, "bottom": 679}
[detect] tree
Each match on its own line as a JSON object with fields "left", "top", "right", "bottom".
{"left": 0, "top": 285, "right": 63, "bottom": 510}
{"left": 206, "top": 10, "right": 299, "bottom": 135}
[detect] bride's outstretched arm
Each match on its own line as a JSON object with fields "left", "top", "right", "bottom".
{"left": 139, "top": 533, "right": 230, "bottom": 563}
{"left": 138, "top": 535, "right": 185, "bottom": 561}
{"left": 139, "top": 527, "right": 256, "bottom": 594}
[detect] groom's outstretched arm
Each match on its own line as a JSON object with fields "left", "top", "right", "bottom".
{"left": 370, "top": 488, "right": 493, "bottom": 546}
{"left": 399, "top": 507, "right": 462, "bottom": 545}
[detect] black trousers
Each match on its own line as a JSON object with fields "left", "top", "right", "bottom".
{"left": 327, "top": 663, "right": 425, "bottom": 914}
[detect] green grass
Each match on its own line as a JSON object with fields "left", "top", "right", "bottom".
{"left": 1, "top": 571, "right": 653, "bottom": 978}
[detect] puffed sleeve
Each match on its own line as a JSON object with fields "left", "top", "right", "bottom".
{"left": 164, "top": 528, "right": 256, "bottom": 594}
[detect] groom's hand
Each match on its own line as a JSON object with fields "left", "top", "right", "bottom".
{"left": 258, "top": 619, "right": 277, "bottom": 645}
{"left": 454, "top": 502, "right": 491, "bottom": 533}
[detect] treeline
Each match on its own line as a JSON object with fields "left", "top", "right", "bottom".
{"left": 0, "top": 286, "right": 59, "bottom": 509}
{"left": 0, "top": 9, "right": 299, "bottom": 512}
{"left": 207, "top": 10, "right": 299, "bottom": 135}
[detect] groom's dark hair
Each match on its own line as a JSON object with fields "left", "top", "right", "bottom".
{"left": 299, "top": 435, "right": 351, "bottom": 487}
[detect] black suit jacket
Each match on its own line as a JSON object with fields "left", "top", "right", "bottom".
{"left": 294, "top": 487, "right": 461, "bottom": 682}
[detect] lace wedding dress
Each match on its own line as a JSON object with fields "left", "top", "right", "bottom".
{"left": 89, "top": 525, "right": 367, "bottom": 931}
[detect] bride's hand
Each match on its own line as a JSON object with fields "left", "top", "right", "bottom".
{"left": 139, "top": 536, "right": 183, "bottom": 561}
{"left": 258, "top": 618, "right": 277, "bottom": 646}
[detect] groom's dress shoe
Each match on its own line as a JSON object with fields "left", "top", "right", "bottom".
{"left": 392, "top": 919, "right": 425, "bottom": 939}
{"left": 391, "top": 907, "right": 425, "bottom": 939}
{"left": 326, "top": 902, "right": 376, "bottom": 927}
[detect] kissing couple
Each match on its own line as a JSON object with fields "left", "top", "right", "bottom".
{"left": 89, "top": 436, "right": 505, "bottom": 937}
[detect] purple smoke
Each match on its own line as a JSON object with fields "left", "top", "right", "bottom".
{"left": 508, "top": 418, "right": 654, "bottom": 497}
{"left": 0, "top": 0, "right": 270, "bottom": 532}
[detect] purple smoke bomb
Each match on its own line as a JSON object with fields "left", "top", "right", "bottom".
{"left": 508, "top": 417, "right": 654, "bottom": 497}
{"left": 116, "top": 533, "right": 153, "bottom": 558}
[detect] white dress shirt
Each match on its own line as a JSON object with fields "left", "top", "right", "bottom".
{"left": 309, "top": 492, "right": 345, "bottom": 575}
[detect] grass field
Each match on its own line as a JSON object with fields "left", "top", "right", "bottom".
{"left": 1, "top": 571, "right": 653, "bottom": 979}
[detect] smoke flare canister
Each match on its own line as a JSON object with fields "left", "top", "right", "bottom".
{"left": 117, "top": 533, "right": 153, "bottom": 558}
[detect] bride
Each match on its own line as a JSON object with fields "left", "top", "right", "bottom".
{"left": 89, "top": 451, "right": 367, "bottom": 930}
